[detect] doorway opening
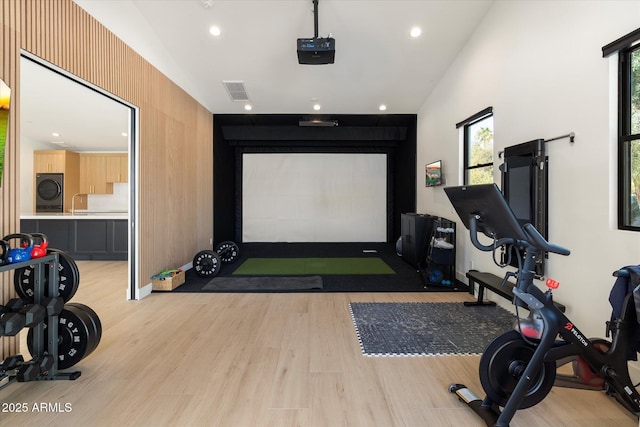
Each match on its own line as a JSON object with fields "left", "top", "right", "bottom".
{"left": 19, "top": 51, "right": 138, "bottom": 300}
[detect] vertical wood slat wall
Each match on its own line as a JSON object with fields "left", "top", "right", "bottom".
{"left": 0, "top": 0, "right": 214, "bottom": 359}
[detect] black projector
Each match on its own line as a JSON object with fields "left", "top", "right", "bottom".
{"left": 297, "top": 37, "right": 335, "bottom": 64}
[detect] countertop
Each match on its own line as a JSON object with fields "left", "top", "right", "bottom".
{"left": 21, "top": 211, "right": 128, "bottom": 220}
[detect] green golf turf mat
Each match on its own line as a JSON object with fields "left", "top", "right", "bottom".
{"left": 232, "top": 257, "right": 396, "bottom": 275}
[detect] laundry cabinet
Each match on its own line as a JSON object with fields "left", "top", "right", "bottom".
{"left": 34, "top": 150, "right": 66, "bottom": 173}
{"left": 33, "top": 150, "right": 82, "bottom": 212}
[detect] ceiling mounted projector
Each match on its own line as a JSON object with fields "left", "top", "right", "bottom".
{"left": 297, "top": 37, "right": 335, "bottom": 65}
{"left": 297, "top": 0, "right": 335, "bottom": 65}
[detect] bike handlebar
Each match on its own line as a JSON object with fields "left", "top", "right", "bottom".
{"left": 468, "top": 214, "right": 570, "bottom": 256}
{"left": 469, "top": 215, "right": 521, "bottom": 251}
{"left": 523, "top": 223, "right": 570, "bottom": 256}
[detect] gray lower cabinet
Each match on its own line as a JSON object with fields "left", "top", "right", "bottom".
{"left": 21, "top": 219, "right": 128, "bottom": 260}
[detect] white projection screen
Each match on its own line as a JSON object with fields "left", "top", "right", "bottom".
{"left": 242, "top": 153, "right": 387, "bottom": 242}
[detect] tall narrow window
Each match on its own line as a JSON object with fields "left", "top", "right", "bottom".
{"left": 617, "top": 42, "right": 640, "bottom": 230}
{"left": 458, "top": 108, "right": 494, "bottom": 185}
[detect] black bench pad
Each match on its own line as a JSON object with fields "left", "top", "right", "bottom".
{"left": 465, "top": 270, "right": 565, "bottom": 313}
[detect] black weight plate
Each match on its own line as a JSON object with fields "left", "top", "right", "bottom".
{"left": 215, "top": 241, "right": 240, "bottom": 263}
{"left": 65, "top": 303, "right": 101, "bottom": 357}
{"left": 50, "top": 248, "right": 80, "bottom": 299}
{"left": 193, "top": 250, "right": 221, "bottom": 278}
{"left": 14, "top": 248, "right": 80, "bottom": 302}
{"left": 65, "top": 303, "right": 101, "bottom": 355}
{"left": 27, "top": 307, "right": 91, "bottom": 370}
{"left": 61, "top": 305, "right": 96, "bottom": 357}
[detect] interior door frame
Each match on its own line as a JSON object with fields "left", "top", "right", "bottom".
{"left": 21, "top": 50, "right": 139, "bottom": 300}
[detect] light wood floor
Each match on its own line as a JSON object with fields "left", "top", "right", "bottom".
{"left": 0, "top": 260, "right": 637, "bottom": 426}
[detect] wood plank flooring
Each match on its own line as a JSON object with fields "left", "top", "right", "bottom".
{"left": 0, "top": 261, "right": 637, "bottom": 426}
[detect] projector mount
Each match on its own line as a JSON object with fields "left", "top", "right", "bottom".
{"left": 313, "top": 0, "right": 320, "bottom": 38}
{"left": 297, "top": 0, "right": 335, "bottom": 64}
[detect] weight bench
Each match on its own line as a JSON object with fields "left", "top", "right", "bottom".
{"left": 465, "top": 270, "right": 566, "bottom": 313}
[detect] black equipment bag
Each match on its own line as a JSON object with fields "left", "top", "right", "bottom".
{"left": 608, "top": 265, "right": 640, "bottom": 360}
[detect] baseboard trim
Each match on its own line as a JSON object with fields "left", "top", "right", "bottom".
{"left": 134, "top": 282, "right": 153, "bottom": 300}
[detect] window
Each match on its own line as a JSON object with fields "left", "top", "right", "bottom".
{"left": 617, "top": 42, "right": 640, "bottom": 230}
{"left": 458, "top": 108, "right": 494, "bottom": 185}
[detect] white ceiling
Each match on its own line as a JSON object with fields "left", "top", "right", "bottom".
{"left": 20, "top": 57, "right": 130, "bottom": 152}
{"left": 20, "top": 0, "right": 493, "bottom": 152}
{"left": 73, "top": 0, "right": 493, "bottom": 115}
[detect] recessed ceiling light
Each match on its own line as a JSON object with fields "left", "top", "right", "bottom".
{"left": 410, "top": 27, "right": 422, "bottom": 38}
{"left": 313, "top": 103, "right": 321, "bottom": 111}
{"left": 52, "top": 132, "right": 60, "bottom": 137}
{"left": 121, "top": 132, "right": 128, "bottom": 137}
{"left": 379, "top": 104, "right": 387, "bottom": 111}
{"left": 51, "top": 141, "right": 65, "bottom": 145}
{"left": 244, "top": 104, "right": 252, "bottom": 111}
{"left": 209, "top": 25, "right": 221, "bottom": 37}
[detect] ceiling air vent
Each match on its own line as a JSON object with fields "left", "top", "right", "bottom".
{"left": 222, "top": 81, "right": 249, "bottom": 102}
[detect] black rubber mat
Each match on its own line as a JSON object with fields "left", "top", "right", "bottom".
{"left": 349, "top": 302, "right": 514, "bottom": 356}
{"left": 203, "top": 275, "right": 323, "bottom": 291}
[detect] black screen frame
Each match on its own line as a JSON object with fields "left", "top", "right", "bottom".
{"left": 444, "top": 183, "right": 529, "bottom": 242}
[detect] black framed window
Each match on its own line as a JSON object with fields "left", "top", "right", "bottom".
{"left": 609, "top": 32, "right": 640, "bottom": 230}
{"left": 457, "top": 107, "right": 494, "bottom": 185}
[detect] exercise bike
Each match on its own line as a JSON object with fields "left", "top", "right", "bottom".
{"left": 443, "top": 183, "right": 640, "bottom": 427}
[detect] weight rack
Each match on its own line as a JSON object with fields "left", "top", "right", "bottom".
{"left": 0, "top": 253, "right": 80, "bottom": 390}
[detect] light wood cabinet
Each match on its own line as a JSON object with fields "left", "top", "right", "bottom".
{"left": 34, "top": 151, "right": 125, "bottom": 202}
{"left": 34, "top": 150, "right": 66, "bottom": 173}
{"left": 79, "top": 154, "right": 114, "bottom": 194}
{"left": 105, "top": 153, "right": 128, "bottom": 183}
{"left": 33, "top": 150, "right": 83, "bottom": 212}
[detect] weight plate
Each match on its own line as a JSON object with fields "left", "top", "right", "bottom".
{"left": 27, "top": 306, "right": 92, "bottom": 370}
{"left": 215, "top": 241, "right": 240, "bottom": 263}
{"left": 67, "top": 303, "right": 101, "bottom": 354}
{"left": 193, "top": 250, "right": 221, "bottom": 278}
{"left": 50, "top": 249, "right": 80, "bottom": 300}
{"left": 66, "top": 303, "right": 102, "bottom": 356}
{"left": 14, "top": 248, "right": 80, "bottom": 302}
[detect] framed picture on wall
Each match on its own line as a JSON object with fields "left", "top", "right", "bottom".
{"left": 0, "top": 78, "right": 10, "bottom": 186}
{"left": 425, "top": 160, "right": 443, "bottom": 187}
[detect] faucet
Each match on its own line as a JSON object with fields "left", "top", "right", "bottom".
{"left": 71, "top": 193, "right": 83, "bottom": 214}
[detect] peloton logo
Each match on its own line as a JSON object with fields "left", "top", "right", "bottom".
{"left": 565, "top": 322, "right": 589, "bottom": 347}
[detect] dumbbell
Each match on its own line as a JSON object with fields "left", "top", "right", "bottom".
{"left": 4, "top": 298, "right": 47, "bottom": 328}
{"left": 0, "top": 355, "right": 24, "bottom": 373}
{"left": 42, "top": 296, "right": 64, "bottom": 316}
{"left": 8, "top": 297, "right": 62, "bottom": 319}
{"left": 0, "top": 297, "right": 61, "bottom": 335}
{"left": 0, "top": 310, "right": 26, "bottom": 336}
{"left": 0, "top": 355, "right": 23, "bottom": 383}
{"left": 16, "top": 354, "right": 54, "bottom": 382}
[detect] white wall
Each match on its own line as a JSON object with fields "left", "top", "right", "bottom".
{"left": 416, "top": 0, "right": 640, "bottom": 338}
